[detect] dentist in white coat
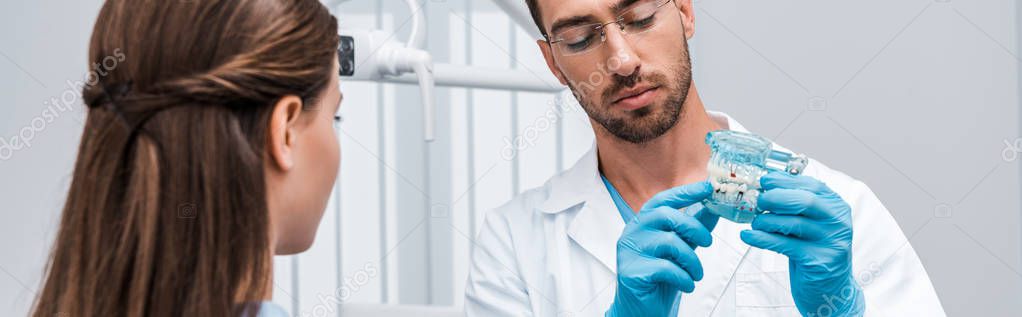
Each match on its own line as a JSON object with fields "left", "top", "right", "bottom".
{"left": 465, "top": 0, "right": 945, "bottom": 316}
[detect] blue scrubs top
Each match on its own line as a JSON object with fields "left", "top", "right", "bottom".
{"left": 601, "top": 174, "right": 637, "bottom": 222}
{"left": 254, "top": 302, "right": 289, "bottom": 317}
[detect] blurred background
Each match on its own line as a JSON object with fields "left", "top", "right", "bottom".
{"left": 1, "top": 0, "right": 1019, "bottom": 316}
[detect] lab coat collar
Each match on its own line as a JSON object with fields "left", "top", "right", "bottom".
{"left": 541, "top": 110, "right": 753, "bottom": 315}
{"left": 538, "top": 139, "right": 623, "bottom": 272}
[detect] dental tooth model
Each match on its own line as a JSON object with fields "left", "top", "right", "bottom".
{"left": 702, "top": 130, "right": 808, "bottom": 223}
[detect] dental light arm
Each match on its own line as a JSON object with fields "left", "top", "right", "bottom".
{"left": 410, "top": 53, "right": 434, "bottom": 140}
{"left": 338, "top": 28, "right": 564, "bottom": 141}
{"left": 379, "top": 63, "right": 562, "bottom": 93}
{"left": 404, "top": 0, "right": 425, "bottom": 49}
{"left": 339, "top": 30, "right": 437, "bottom": 141}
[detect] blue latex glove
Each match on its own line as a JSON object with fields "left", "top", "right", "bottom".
{"left": 740, "top": 172, "right": 865, "bottom": 317}
{"left": 607, "top": 181, "right": 719, "bottom": 317}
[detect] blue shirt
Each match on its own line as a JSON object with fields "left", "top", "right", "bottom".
{"left": 601, "top": 174, "right": 636, "bottom": 222}
{"left": 254, "top": 301, "right": 289, "bottom": 317}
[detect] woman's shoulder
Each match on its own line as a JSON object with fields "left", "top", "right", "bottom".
{"left": 251, "top": 301, "right": 290, "bottom": 317}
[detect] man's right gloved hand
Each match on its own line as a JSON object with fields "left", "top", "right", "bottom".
{"left": 606, "top": 181, "right": 719, "bottom": 317}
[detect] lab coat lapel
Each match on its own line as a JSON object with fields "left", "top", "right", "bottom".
{"left": 567, "top": 194, "right": 623, "bottom": 275}
{"left": 540, "top": 145, "right": 624, "bottom": 275}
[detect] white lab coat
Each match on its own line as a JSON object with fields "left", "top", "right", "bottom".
{"left": 465, "top": 111, "right": 945, "bottom": 316}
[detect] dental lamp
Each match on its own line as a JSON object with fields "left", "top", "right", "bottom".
{"left": 333, "top": 0, "right": 563, "bottom": 142}
{"left": 338, "top": 30, "right": 436, "bottom": 142}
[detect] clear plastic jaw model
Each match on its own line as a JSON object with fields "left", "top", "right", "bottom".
{"left": 703, "top": 131, "right": 808, "bottom": 223}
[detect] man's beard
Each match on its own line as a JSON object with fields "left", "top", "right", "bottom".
{"left": 568, "top": 50, "right": 692, "bottom": 144}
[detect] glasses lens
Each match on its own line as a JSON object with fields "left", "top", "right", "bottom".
{"left": 553, "top": 24, "right": 601, "bottom": 56}
{"left": 620, "top": 0, "right": 665, "bottom": 35}
{"left": 551, "top": 0, "right": 669, "bottom": 56}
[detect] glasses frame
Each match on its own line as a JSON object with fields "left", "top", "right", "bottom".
{"left": 545, "top": 0, "right": 675, "bottom": 56}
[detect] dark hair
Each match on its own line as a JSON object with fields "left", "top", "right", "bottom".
{"left": 524, "top": 0, "right": 547, "bottom": 37}
{"left": 31, "top": 0, "right": 338, "bottom": 316}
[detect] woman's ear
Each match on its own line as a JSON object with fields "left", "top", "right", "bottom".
{"left": 267, "top": 95, "right": 304, "bottom": 171}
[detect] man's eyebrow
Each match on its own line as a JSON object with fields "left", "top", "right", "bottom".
{"left": 612, "top": 0, "right": 642, "bottom": 13}
{"left": 549, "top": 0, "right": 649, "bottom": 36}
{"left": 549, "top": 15, "right": 597, "bottom": 36}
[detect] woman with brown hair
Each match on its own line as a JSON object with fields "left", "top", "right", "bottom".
{"left": 31, "top": 0, "right": 343, "bottom": 316}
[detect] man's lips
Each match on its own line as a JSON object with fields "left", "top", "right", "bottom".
{"left": 611, "top": 86, "right": 659, "bottom": 111}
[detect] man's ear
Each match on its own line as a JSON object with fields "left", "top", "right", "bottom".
{"left": 267, "top": 95, "right": 304, "bottom": 171}
{"left": 676, "top": 0, "right": 695, "bottom": 39}
{"left": 538, "top": 40, "right": 569, "bottom": 86}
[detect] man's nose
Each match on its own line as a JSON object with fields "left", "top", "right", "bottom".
{"left": 601, "top": 25, "right": 641, "bottom": 77}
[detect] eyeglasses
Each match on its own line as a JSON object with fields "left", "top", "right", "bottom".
{"left": 546, "top": 0, "right": 675, "bottom": 56}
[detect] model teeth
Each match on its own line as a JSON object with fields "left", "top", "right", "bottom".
{"left": 707, "top": 156, "right": 764, "bottom": 211}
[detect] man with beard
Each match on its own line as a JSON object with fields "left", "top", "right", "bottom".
{"left": 465, "top": 0, "right": 945, "bottom": 316}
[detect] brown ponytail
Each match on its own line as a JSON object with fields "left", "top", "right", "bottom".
{"left": 32, "top": 1, "right": 338, "bottom": 316}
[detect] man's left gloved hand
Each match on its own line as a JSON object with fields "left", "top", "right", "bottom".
{"left": 740, "top": 172, "right": 865, "bottom": 317}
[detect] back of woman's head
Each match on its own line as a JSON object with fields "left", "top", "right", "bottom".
{"left": 33, "top": 0, "right": 339, "bottom": 316}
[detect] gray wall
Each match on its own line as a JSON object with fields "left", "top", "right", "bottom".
{"left": 0, "top": 0, "right": 103, "bottom": 315}
{"left": 1, "top": 0, "right": 1019, "bottom": 316}
{"left": 691, "top": 0, "right": 1021, "bottom": 315}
